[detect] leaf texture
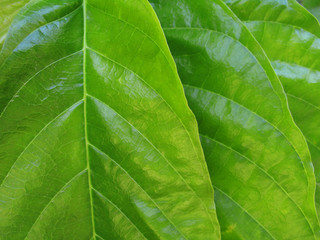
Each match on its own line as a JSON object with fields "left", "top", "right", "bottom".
{"left": 150, "top": 0, "right": 320, "bottom": 239}
{"left": 302, "top": 0, "right": 320, "bottom": 21}
{"left": 0, "top": 0, "right": 30, "bottom": 50}
{"left": 224, "top": 0, "right": 320, "bottom": 220}
{"left": 0, "top": 0, "right": 220, "bottom": 239}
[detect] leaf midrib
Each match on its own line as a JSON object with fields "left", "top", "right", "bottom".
{"left": 82, "top": 1, "right": 96, "bottom": 239}
{"left": 0, "top": 2, "right": 218, "bottom": 238}
{"left": 82, "top": 7, "right": 217, "bottom": 227}
{"left": 0, "top": 49, "right": 200, "bottom": 240}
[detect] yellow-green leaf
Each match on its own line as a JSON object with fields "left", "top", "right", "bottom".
{"left": 150, "top": 0, "right": 320, "bottom": 239}
{"left": 225, "top": 0, "right": 320, "bottom": 221}
{"left": 0, "top": 0, "right": 220, "bottom": 239}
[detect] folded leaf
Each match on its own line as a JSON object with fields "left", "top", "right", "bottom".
{"left": 0, "top": 0, "right": 30, "bottom": 50}
{"left": 150, "top": 0, "right": 320, "bottom": 238}
{"left": 0, "top": 0, "right": 220, "bottom": 239}
{"left": 224, "top": 0, "right": 320, "bottom": 220}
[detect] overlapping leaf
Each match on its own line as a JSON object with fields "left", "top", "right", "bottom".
{"left": 0, "top": 0, "right": 220, "bottom": 239}
{"left": 150, "top": 0, "right": 320, "bottom": 238}
{"left": 224, "top": 0, "right": 320, "bottom": 218}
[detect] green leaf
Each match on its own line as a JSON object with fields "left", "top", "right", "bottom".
{"left": 301, "top": 0, "right": 320, "bottom": 21}
{"left": 0, "top": 0, "right": 30, "bottom": 50}
{"left": 150, "top": 0, "right": 320, "bottom": 239}
{"left": 224, "top": 0, "right": 320, "bottom": 33}
{"left": 224, "top": 0, "right": 320, "bottom": 220}
{"left": 0, "top": 0, "right": 220, "bottom": 239}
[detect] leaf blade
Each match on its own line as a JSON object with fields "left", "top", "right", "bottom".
{"left": 0, "top": 0, "right": 30, "bottom": 50}
{"left": 150, "top": 0, "right": 320, "bottom": 238}
{"left": 0, "top": 0, "right": 220, "bottom": 239}
{"left": 224, "top": 0, "right": 320, "bottom": 221}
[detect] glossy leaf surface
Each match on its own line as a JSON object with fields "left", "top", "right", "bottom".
{"left": 0, "top": 0, "right": 30, "bottom": 50}
{"left": 224, "top": 0, "right": 320, "bottom": 218}
{"left": 150, "top": 0, "right": 320, "bottom": 239}
{"left": 0, "top": 0, "right": 220, "bottom": 239}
